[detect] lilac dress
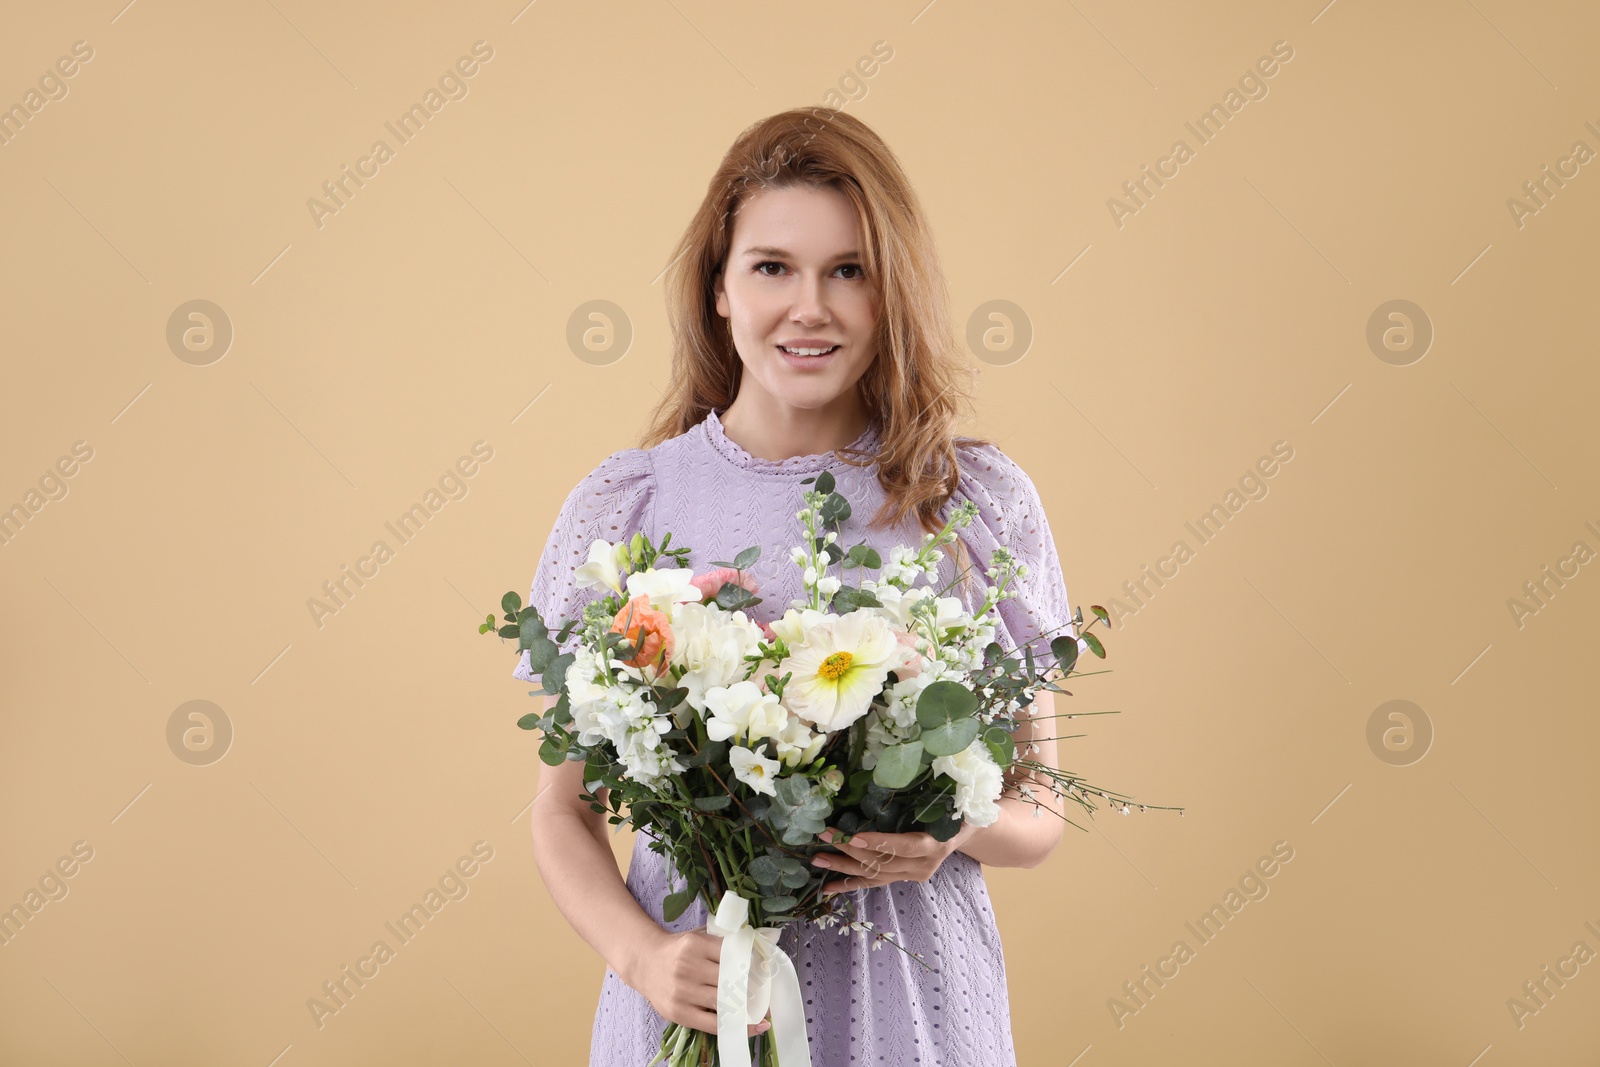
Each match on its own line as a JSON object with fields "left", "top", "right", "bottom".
{"left": 513, "top": 408, "right": 1077, "bottom": 1066}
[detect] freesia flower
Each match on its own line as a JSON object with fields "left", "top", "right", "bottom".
{"left": 781, "top": 610, "right": 899, "bottom": 732}
{"left": 728, "top": 744, "right": 780, "bottom": 797}
{"left": 704, "top": 680, "right": 787, "bottom": 745}
{"left": 574, "top": 539, "right": 627, "bottom": 595}
{"left": 625, "top": 566, "right": 703, "bottom": 611}
{"left": 773, "top": 717, "right": 826, "bottom": 768}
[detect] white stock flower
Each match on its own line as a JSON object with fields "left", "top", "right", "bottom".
{"left": 931, "top": 738, "right": 1005, "bottom": 827}
{"left": 574, "top": 539, "right": 627, "bottom": 595}
{"left": 703, "top": 680, "right": 787, "bottom": 745}
{"left": 728, "top": 745, "right": 781, "bottom": 797}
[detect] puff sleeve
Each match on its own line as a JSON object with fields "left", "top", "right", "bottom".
{"left": 949, "top": 441, "right": 1083, "bottom": 668}
{"left": 511, "top": 447, "right": 656, "bottom": 683}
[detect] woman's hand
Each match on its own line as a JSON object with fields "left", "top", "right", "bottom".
{"left": 811, "top": 823, "right": 978, "bottom": 895}
{"left": 625, "top": 927, "right": 773, "bottom": 1037}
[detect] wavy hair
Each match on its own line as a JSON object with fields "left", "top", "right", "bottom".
{"left": 639, "top": 108, "right": 993, "bottom": 600}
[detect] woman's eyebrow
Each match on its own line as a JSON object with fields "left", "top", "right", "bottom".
{"left": 740, "top": 245, "right": 862, "bottom": 261}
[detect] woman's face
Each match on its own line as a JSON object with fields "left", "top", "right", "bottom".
{"left": 713, "top": 184, "right": 878, "bottom": 417}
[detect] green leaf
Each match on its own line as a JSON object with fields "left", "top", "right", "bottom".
{"left": 516, "top": 712, "right": 542, "bottom": 731}
{"left": 814, "top": 470, "right": 835, "bottom": 494}
{"left": 1090, "top": 604, "right": 1109, "bottom": 623}
{"left": 777, "top": 858, "right": 810, "bottom": 889}
{"left": 1050, "top": 635, "right": 1078, "bottom": 674}
{"left": 692, "top": 795, "right": 733, "bottom": 812}
{"left": 915, "top": 680, "right": 979, "bottom": 730}
{"left": 926, "top": 811, "right": 964, "bottom": 842}
{"left": 733, "top": 545, "right": 760, "bottom": 570}
{"left": 872, "top": 741, "right": 924, "bottom": 789}
{"left": 538, "top": 736, "right": 565, "bottom": 766}
{"left": 662, "top": 888, "right": 695, "bottom": 923}
{"left": 750, "top": 855, "right": 782, "bottom": 886}
{"left": 501, "top": 591, "right": 523, "bottom": 615}
{"left": 1082, "top": 631, "right": 1105, "bottom": 658}
{"left": 921, "top": 717, "right": 981, "bottom": 757}
{"left": 982, "top": 725, "right": 1016, "bottom": 767}
{"left": 762, "top": 894, "right": 799, "bottom": 913}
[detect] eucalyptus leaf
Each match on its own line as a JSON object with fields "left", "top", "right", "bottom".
{"left": 872, "top": 741, "right": 924, "bottom": 789}
{"left": 921, "top": 717, "right": 981, "bottom": 757}
{"left": 750, "top": 855, "right": 782, "bottom": 886}
{"left": 662, "top": 888, "right": 695, "bottom": 923}
{"left": 915, "top": 680, "right": 979, "bottom": 730}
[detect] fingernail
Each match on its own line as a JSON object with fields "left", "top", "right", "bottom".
{"left": 819, "top": 829, "right": 834, "bottom": 842}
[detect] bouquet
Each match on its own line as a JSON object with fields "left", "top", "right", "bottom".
{"left": 482, "top": 470, "right": 1163, "bottom": 1067}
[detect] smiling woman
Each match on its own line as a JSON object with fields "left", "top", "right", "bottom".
{"left": 520, "top": 107, "right": 1081, "bottom": 1067}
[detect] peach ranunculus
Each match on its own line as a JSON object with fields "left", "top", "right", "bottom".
{"left": 691, "top": 567, "right": 758, "bottom": 603}
{"left": 609, "top": 594, "right": 675, "bottom": 675}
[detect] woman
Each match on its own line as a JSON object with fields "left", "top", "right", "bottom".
{"left": 517, "top": 108, "right": 1078, "bottom": 1066}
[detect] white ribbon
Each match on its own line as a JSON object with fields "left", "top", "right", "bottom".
{"left": 704, "top": 889, "right": 812, "bottom": 1067}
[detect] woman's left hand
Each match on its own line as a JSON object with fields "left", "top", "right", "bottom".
{"left": 811, "top": 823, "right": 976, "bottom": 896}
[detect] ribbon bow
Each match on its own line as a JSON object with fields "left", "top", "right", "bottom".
{"left": 704, "top": 889, "right": 812, "bottom": 1067}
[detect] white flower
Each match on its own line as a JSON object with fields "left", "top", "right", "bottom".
{"left": 768, "top": 607, "right": 829, "bottom": 648}
{"left": 574, "top": 539, "right": 627, "bottom": 595}
{"left": 728, "top": 745, "right": 780, "bottom": 796}
{"left": 569, "top": 695, "right": 625, "bottom": 747}
{"left": 624, "top": 566, "right": 704, "bottom": 611}
{"left": 773, "top": 717, "right": 826, "bottom": 768}
{"left": 666, "top": 602, "right": 765, "bottom": 711}
{"left": 931, "top": 738, "right": 1005, "bottom": 826}
{"left": 704, "top": 680, "right": 787, "bottom": 745}
{"left": 781, "top": 611, "right": 899, "bottom": 732}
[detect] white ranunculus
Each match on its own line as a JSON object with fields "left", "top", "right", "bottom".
{"left": 704, "top": 680, "right": 786, "bottom": 745}
{"left": 728, "top": 744, "right": 781, "bottom": 797}
{"left": 574, "top": 539, "right": 627, "bottom": 595}
{"left": 624, "top": 566, "right": 704, "bottom": 611}
{"left": 931, "top": 738, "right": 1005, "bottom": 826}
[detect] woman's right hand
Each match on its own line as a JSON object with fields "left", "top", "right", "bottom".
{"left": 626, "top": 926, "right": 773, "bottom": 1038}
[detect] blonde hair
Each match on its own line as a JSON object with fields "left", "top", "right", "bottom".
{"left": 640, "top": 107, "right": 993, "bottom": 601}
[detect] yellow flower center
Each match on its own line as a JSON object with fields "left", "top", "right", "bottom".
{"left": 818, "top": 650, "right": 854, "bottom": 681}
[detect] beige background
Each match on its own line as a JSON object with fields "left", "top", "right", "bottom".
{"left": 2, "top": 1, "right": 1597, "bottom": 1064}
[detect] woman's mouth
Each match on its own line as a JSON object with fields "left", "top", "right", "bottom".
{"left": 778, "top": 344, "right": 839, "bottom": 369}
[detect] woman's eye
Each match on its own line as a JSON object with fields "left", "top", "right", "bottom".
{"left": 753, "top": 261, "right": 866, "bottom": 280}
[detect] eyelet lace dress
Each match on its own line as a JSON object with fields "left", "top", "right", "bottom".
{"left": 512, "top": 408, "right": 1078, "bottom": 1066}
